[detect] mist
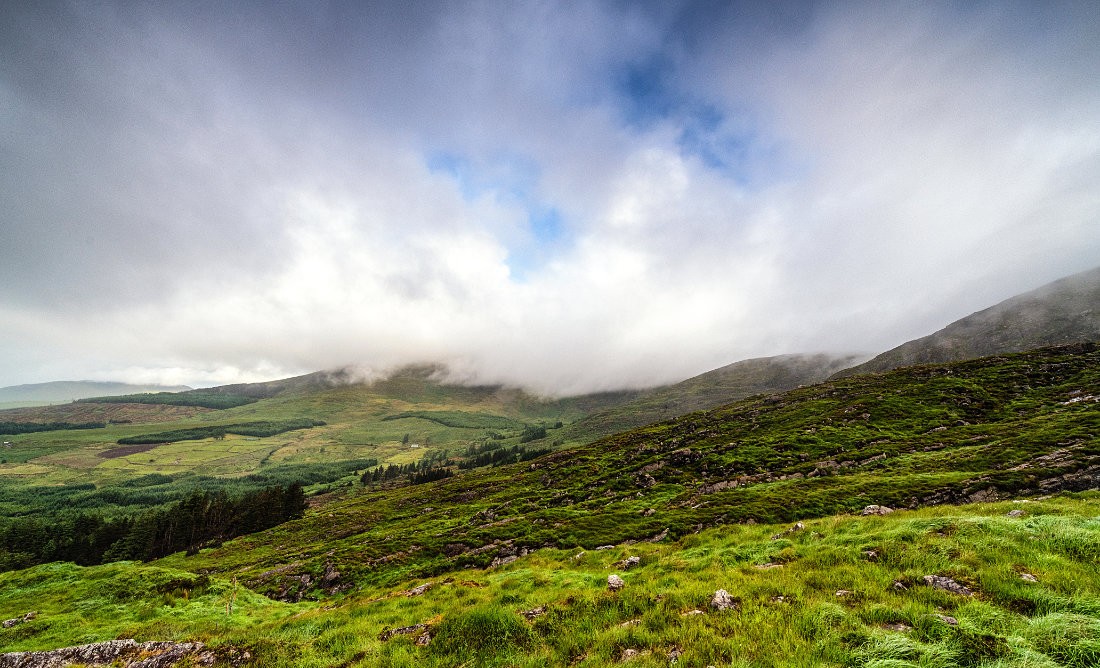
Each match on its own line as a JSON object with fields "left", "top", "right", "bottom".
{"left": 1, "top": 1, "right": 1098, "bottom": 394}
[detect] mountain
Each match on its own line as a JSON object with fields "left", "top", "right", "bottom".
{"left": 835, "top": 266, "right": 1100, "bottom": 377}
{"left": 2, "top": 344, "right": 1099, "bottom": 664}
{"left": 563, "top": 353, "right": 860, "bottom": 442}
{"left": 0, "top": 380, "right": 191, "bottom": 408}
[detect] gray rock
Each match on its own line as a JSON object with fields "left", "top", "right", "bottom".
{"left": 0, "top": 640, "right": 213, "bottom": 668}
{"left": 933, "top": 614, "right": 959, "bottom": 626}
{"left": 709, "top": 589, "right": 737, "bottom": 611}
{"left": 618, "top": 556, "right": 641, "bottom": 570}
{"left": 861, "top": 505, "right": 894, "bottom": 516}
{"left": 923, "top": 575, "right": 973, "bottom": 596}
{"left": 607, "top": 574, "right": 625, "bottom": 591}
{"left": 1006, "top": 509, "right": 1026, "bottom": 518}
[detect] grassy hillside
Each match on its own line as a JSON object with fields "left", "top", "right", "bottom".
{"left": 837, "top": 266, "right": 1100, "bottom": 378}
{"left": 563, "top": 353, "right": 859, "bottom": 443}
{"left": 2, "top": 494, "right": 1098, "bottom": 667}
{"left": 0, "top": 381, "right": 192, "bottom": 409}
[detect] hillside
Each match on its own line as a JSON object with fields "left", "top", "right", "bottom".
{"left": 0, "top": 381, "right": 191, "bottom": 409}
{"left": 1, "top": 344, "right": 1098, "bottom": 666}
{"left": 836, "top": 266, "right": 1100, "bottom": 377}
{"left": 564, "top": 353, "right": 859, "bottom": 443}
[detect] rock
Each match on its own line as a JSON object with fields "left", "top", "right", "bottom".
{"left": 490, "top": 555, "right": 518, "bottom": 568}
{"left": 755, "top": 562, "right": 781, "bottom": 570}
{"left": 923, "top": 575, "right": 973, "bottom": 596}
{"left": 520, "top": 606, "right": 547, "bottom": 620}
{"left": 1006, "top": 509, "right": 1026, "bottom": 518}
{"left": 619, "top": 618, "right": 640, "bottom": 627}
{"left": 862, "top": 549, "right": 879, "bottom": 560}
{"left": 933, "top": 614, "right": 959, "bottom": 626}
{"left": 861, "top": 505, "right": 894, "bottom": 516}
{"left": 835, "top": 589, "right": 852, "bottom": 597}
{"left": 680, "top": 609, "right": 705, "bottom": 616}
{"left": 667, "top": 647, "right": 682, "bottom": 662}
{"left": 1021, "top": 573, "right": 1039, "bottom": 582}
{"left": 882, "top": 622, "right": 912, "bottom": 632}
{"left": 892, "top": 580, "right": 908, "bottom": 591}
{"left": 321, "top": 562, "right": 340, "bottom": 585}
{"left": 608, "top": 574, "right": 625, "bottom": 591}
{"left": 379, "top": 624, "right": 430, "bottom": 642}
{"left": 709, "top": 589, "right": 737, "bottom": 611}
{"left": 0, "top": 640, "right": 214, "bottom": 668}
{"left": 635, "top": 473, "right": 657, "bottom": 489}
{"left": 596, "top": 545, "right": 616, "bottom": 551}
{"left": 648, "top": 528, "right": 670, "bottom": 543}
{"left": 618, "top": 556, "right": 641, "bottom": 570}
{"left": 641, "top": 508, "right": 655, "bottom": 517}
{"left": 771, "top": 522, "right": 805, "bottom": 540}
{"left": 620, "top": 649, "right": 640, "bottom": 661}
{"left": 404, "top": 582, "right": 434, "bottom": 597}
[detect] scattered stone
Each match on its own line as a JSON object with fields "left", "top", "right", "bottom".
{"left": 771, "top": 522, "right": 805, "bottom": 540}
{"left": 862, "top": 550, "right": 879, "bottom": 560}
{"left": 490, "top": 555, "right": 518, "bottom": 568}
{"left": 709, "top": 589, "right": 738, "bottom": 611}
{"left": 1006, "top": 509, "right": 1026, "bottom": 518}
{"left": 642, "top": 508, "right": 656, "bottom": 517}
{"left": 620, "top": 649, "right": 640, "bottom": 661}
{"left": 1021, "top": 573, "right": 1039, "bottom": 583}
{"left": 882, "top": 622, "right": 912, "bottom": 632}
{"left": 415, "top": 630, "right": 432, "bottom": 646}
{"left": 861, "top": 505, "right": 894, "bottom": 516}
{"left": 618, "top": 556, "right": 641, "bottom": 570}
{"left": 933, "top": 614, "right": 959, "bottom": 626}
{"left": 680, "top": 609, "right": 705, "bottom": 616}
{"left": 596, "top": 545, "right": 616, "bottom": 551}
{"left": 667, "top": 647, "right": 682, "bottom": 663}
{"left": 755, "top": 562, "right": 781, "bottom": 570}
{"left": 923, "top": 575, "right": 973, "bottom": 596}
{"left": 835, "top": 589, "right": 852, "bottom": 597}
{"left": 0, "top": 640, "right": 214, "bottom": 668}
{"left": 648, "top": 528, "right": 670, "bottom": 543}
{"left": 404, "top": 582, "right": 434, "bottom": 597}
{"left": 619, "top": 618, "right": 641, "bottom": 627}
{"left": 608, "top": 574, "right": 625, "bottom": 591}
{"left": 770, "top": 595, "right": 787, "bottom": 603}
{"left": 892, "top": 581, "right": 908, "bottom": 591}
{"left": 379, "top": 624, "right": 430, "bottom": 642}
{"left": 572, "top": 552, "right": 586, "bottom": 560}
{"left": 520, "top": 606, "right": 547, "bottom": 620}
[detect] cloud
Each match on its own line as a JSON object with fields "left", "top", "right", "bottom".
{"left": 0, "top": 1, "right": 1097, "bottom": 393}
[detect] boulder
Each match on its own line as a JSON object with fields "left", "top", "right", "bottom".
{"left": 709, "top": 589, "right": 737, "bottom": 611}
{"left": 860, "top": 505, "right": 894, "bottom": 516}
{"left": 923, "top": 575, "right": 973, "bottom": 596}
{"left": 607, "top": 574, "right": 625, "bottom": 591}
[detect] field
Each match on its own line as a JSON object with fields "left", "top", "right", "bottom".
{"left": 0, "top": 347, "right": 1098, "bottom": 665}
{"left": 1, "top": 495, "right": 1098, "bottom": 667}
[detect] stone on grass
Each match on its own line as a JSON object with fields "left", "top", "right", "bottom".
{"left": 709, "top": 589, "right": 738, "bottom": 611}
{"left": 861, "top": 505, "right": 894, "bottom": 516}
{"left": 608, "top": 574, "right": 625, "bottom": 591}
{"left": 923, "top": 575, "right": 973, "bottom": 596}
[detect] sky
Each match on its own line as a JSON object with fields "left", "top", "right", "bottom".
{"left": 1, "top": 1, "right": 1098, "bottom": 394}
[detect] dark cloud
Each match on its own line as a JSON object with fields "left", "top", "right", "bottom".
{"left": 0, "top": 1, "right": 1097, "bottom": 391}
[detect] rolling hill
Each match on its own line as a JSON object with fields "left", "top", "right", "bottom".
{"left": 835, "top": 266, "right": 1100, "bottom": 378}
{"left": 1, "top": 343, "right": 1098, "bottom": 666}
{"left": 0, "top": 381, "right": 191, "bottom": 409}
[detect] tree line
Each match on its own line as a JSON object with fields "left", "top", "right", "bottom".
{"left": 0, "top": 484, "right": 306, "bottom": 572}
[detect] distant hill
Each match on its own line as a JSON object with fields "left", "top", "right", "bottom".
{"left": 563, "top": 352, "right": 859, "bottom": 442}
{"left": 835, "top": 265, "right": 1100, "bottom": 378}
{"left": 0, "top": 380, "right": 191, "bottom": 408}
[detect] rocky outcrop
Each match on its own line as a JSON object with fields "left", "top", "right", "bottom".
{"left": 923, "top": 575, "right": 974, "bottom": 596}
{"left": 607, "top": 574, "right": 625, "bottom": 591}
{"left": 0, "top": 640, "right": 225, "bottom": 668}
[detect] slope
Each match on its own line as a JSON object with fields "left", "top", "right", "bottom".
{"left": 836, "top": 266, "right": 1100, "bottom": 377}
{"left": 153, "top": 344, "right": 1099, "bottom": 601}
{"left": 563, "top": 353, "right": 859, "bottom": 443}
{"left": 0, "top": 381, "right": 191, "bottom": 409}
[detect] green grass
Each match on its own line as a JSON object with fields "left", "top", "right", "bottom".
{"left": 2, "top": 495, "right": 1099, "bottom": 666}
